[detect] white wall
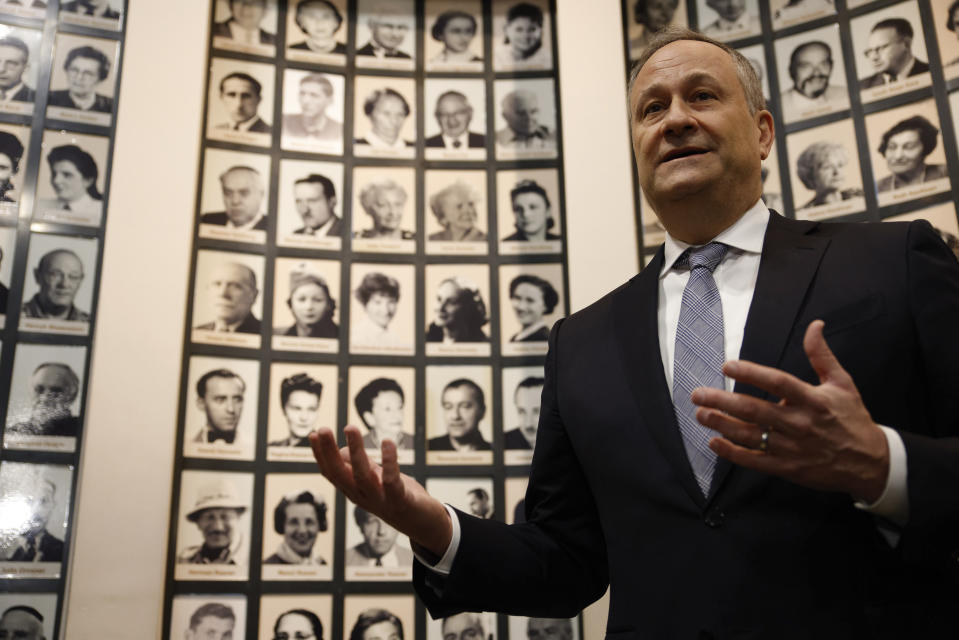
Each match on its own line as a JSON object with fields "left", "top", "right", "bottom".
{"left": 63, "top": 1, "right": 636, "bottom": 638}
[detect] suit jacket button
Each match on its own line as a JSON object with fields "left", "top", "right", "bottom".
{"left": 704, "top": 510, "right": 725, "bottom": 528}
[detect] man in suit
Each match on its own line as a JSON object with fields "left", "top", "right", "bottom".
{"left": 309, "top": 27, "right": 959, "bottom": 637}
{"left": 201, "top": 165, "right": 267, "bottom": 231}
{"left": 425, "top": 91, "right": 485, "bottom": 150}
{"left": 1, "top": 478, "right": 64, "bottom": 562}
{"left": 292, "top": 173, "right": 341, "bottom": 236}
{"left": 345, "top": 506, "right": 413, "bottom": 567}
{"left": 191, "top": 368, "right": 246, "bottom": 445}
{"left": 356, "top": 6, "right": 411, "bottom": 59}
{"left": 427, "top": 379, "right": 491, "bottom": 452}
{"left": 0, "top": 36, "right": 35, "bottom": 103}
{"left": 22, "top": 249, "right": 89, "bottom": 322}
{"left": 47, "top": 45, "right": 113, "bottom": 113}
{"left": 282, "top": 73, "right": 342, "bottom": 144}
{"left": 211, "top": 0, "right": 275, "bottom": 46}
{"left": 503, "top": 376, "right": 544, "bottom": 450}
{"left": 214, "top": 72, "right": 271, "bottom": 133}
{"left": 195, "top": 261, "right": 261, "bottom": 334}
{"left": 62, "top": 0, "right": 120, "bottom": 18}
{"left": 860, "top": 18, "right": 929, "bottom": 89}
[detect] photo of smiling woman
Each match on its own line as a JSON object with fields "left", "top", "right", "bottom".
{"left": 426, "top": 1, "right": 484, "bottom": 71}
{"left": 500, "top": 263, "right": 565, "bottom": 356}
{"left": 35, "top": 132, "right": 109, "bottom": 227}
{"left": 349, "top": 263, "right": 415, "bottom": 356}
{"left": 498, "top": 169, "right": 563, "bottom": 254}
{"left": 352, "top": 167, "right": 416, "bottom": 254}
{"left": 493, "top": 0, "right": 552, "bottom": 70}
{"left": 261, "top": 473, "right": 334, "bottom": 581}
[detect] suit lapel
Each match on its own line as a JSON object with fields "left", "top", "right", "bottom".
{"left": 614, "top": 248, "right": 707, "bottom": 509}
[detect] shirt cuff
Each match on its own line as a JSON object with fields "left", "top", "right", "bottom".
{"left": 412, "top": 504, "right": 461, "bottom": 575}
{"left": 854, "top": 425, "right": 908, "bottom": 527}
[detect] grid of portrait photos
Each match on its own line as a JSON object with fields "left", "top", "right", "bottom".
{"left": 622, "top": 0, "right": 959, "bottom": 263}
{"left": 165, "top": 1, "right": 581, "bottom": 639}
{"left": 0, "top": 0, "right": 126, "bottom": 638}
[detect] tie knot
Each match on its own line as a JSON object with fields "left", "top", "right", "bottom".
{"left": 681, "top": 242, "right": 728, "bottom": 273}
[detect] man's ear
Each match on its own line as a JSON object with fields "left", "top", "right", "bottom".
{"left": 757, "top": 109, "right": 775, "bottom": 161}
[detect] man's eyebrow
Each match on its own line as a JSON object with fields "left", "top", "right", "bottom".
{"left": 634, "top": 71, "right": 723, "bottom": 105}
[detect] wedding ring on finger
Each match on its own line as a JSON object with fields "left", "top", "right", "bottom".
{"left": 758, "top": 429, "right": 770, "bottom": 453}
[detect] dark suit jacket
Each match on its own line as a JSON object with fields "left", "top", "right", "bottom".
{"left": 9, "top": 85, "right": 35, "bottom": 102}
{"left": 196, "top": 313, "right": 261, "bottom": 334}
{"left": 294, "top": 215, "right": 342, "bottom": 236}
{"left": 860, "top": 58, "right": 930, "bottom": 88}
{"left": 414, "top": 214, "right": 959, "bottom": 638}
{"left": 356, "top": 42, "right": 411, "bottom": 58}
{"left": 62, "top": 1, "right": 120, "bottom": 17}
{"left": 48, "top": 90, "right": 113, "bottom": 113}
{"left": 212, "top": 19, "right": 275, "bottom": 45}
{"left": 200, "top": 212, "right": 267, "bottom": 230}
{"left": 424, "top": 132, "right": 485, "bottom": 148}
{"left": 503, "top": 428, "right": 532, "bottom": 450}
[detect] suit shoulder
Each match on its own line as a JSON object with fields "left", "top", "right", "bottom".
{"left": 553, "top": 277, "right": 636, "bottom": 343}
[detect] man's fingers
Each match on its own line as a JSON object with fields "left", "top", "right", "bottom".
{"left": 696, "top": 407, "right": 762, "bottom": 448}
{"left": 709, "top": 437, "right": 781, "bottom": 474}
{"left": 310, "top": 428, "right": 354, "bottom": 488}
{"left": 345, "top": 426, "right": 379, "bottom": 489}
{"left": 380, "top": 438, "right": 405, "bottom": 503}
{"left": 802, "top": 320, "right": 852, "bottom": 387}
{"left": 692, "top": 387, "right": 806, "bottom": 436}
{"left": 722, "top": 359, "right": 818, "bottom": 408}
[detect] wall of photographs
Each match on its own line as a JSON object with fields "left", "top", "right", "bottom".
{"left": 0, "top": 1, "right": 126, "bottom": 638}
{"left": 163, "top": 1, "right": 581, "bottom": 639}
{"left": 622, "top": 0, "right": 959, "bottom": 261}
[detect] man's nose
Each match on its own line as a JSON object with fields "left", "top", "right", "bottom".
{"left": 662, "top": 102, "right": 697, "bottom": 136}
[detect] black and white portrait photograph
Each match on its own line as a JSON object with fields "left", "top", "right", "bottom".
{"left": 347, "top": 365, "right": 416, "bottom": 465}
{"left": 774, "top": 24, "right": 850, "bottom": 124}
{"left": 198, "top": 148, "right": 270, "bottom": 244}
{"left": 761, "top": 139, "right": 785, "bottom": 213}
{"left": 426, "top": 365, "right": 494, "bottom": 465}
{"left": 502, "top": 366, "right": 544, "bottom": 465}
{"left": 505, "top": 476, "right": 528, "bottom": 525}
{"left": 211, "top": 0, "right": 278, "bottom": 56}
{"left": 851, "top": 2, "right": 931, "bottom": 104}
{"left": 492, "top": 0, "right": 553, "bottom": 71}
{"left": 865, "top": 99, "right": 950, "bottom": 208}
{"left": 182, "top": 355, "right": 259, "bottom": 461}
{"left": 46, "top": 33, "right": 118, "bottom": 127}
{"left": 885, "top": 201, "right": 959, "bottom": 255}
{"left": 276, "top": 159, "right": 343, "bottom": 251}
{"left": 344, "top": 502, "right": 413, "bottom": 581}
{"left": 35, "top": 129, "right": 109, "bottom": 227}
{"left": 500, "top": 263, "right": 564, "bottom": 357}
{"left": 281, "top": 69, "right": 344, "bottom": 155}
{"left": 426, "top": 477, "right": 495, "bottom": 519}
{"left": 497, "top": 168, "right": 563, "bottom": 254}
{"left": 271, "top": 258, "right": 340, "bottom": 353}
{"left": 494, "top": 78, "right": 558, "bottom": 160}
{"left": 627, "top": 0, "right": 687, "bottom": 60}
{"left": 174, "top": 470, "right": 253, "bottom": 581}
{"left": 735, "top": 43, "right": 770, "bottom": 101}
{"left": 425, "top": 264, "right": 492, "bottom": 357}
{"left": 0, "top": 124, "right": 29, "bottom": 216}
{"left": 771, "top": 0, "right": 835, "bottom": 31}
{"left": 933, "top": 0, "right": 959, "bottom": 81}
{"left": 0, "top": 462, "right": 71, "bottom": 579}
{"left": 355, "top": 0, "right": 415, "bottom": 70}
{"left": 424, "top": 79, "right": 487, "bottom": 161}
{"left": 507, "top": 616, "right": 580, "bottom": 640}
{"left": 59, "top": 0, "right": 123, "bottom": 31}
{"left": 696, "top": 0, "right": 760, "bottom": 42}
{"left": 785, "top": 118, "right": 866, "bottom": 221}
{"left": 0, "top": 0, "right": 45, "bottom": 20}
{"left": 428, "top": 612, "right": 498, "bottom": 640}
{"left": 4, "top": 343, "right": 86, "bottom": 453}
{"left": 0, "top": 26, "right": 42, "bottom": 116}
{"left": 258, "top": 594, "right": 333, "bottom": 640}
{"left": 191, "top": 249, "right": 265, "bottom": 350}
{"left": 349, "top": 262, "right": 415, "bottom": 356}
{"left": 285, "top": 0, "right": 347, "bottom": 65}
{"left": 261, "top": 473, "right": 335, "bottom": 580}
{"left": 19, "top": 233, "right": 98, "bottom": 336}
{"left": 206, "top": 57, "right": 275, "bottom": 148}
{"left": 0, "top": 227, "right": 14, "bottom": 322}
{"left": 425, "top": 0, "right": 484, "bottom": 72}
{"left": 343, "top": 597, "right": 415, "bottom": 640}
{"left": 0, "top": 594, "right": 57, "bottom": 640}
{"left": 351, "top": 166, "right": 416, "bottom": 253}
{"left": 169, "top": 595, "right": 246, "bottom": 640}
{"left": 265, "top": 362, "right": 338, "bottom": 461}
{"left": 353, "top": 76, "right": 416, "bottom": 159}
{"left": 425, "top": 170, "right": 488, "bottom": 255}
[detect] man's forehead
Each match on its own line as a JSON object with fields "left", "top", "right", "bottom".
{"left": 222, "top": 78, "right": 256, "bottom": 93}
{"left": 869, "top": 27, "right": 899, "bottom": 42}
{"left": 0, "top": 45, "right": 26, "bottom": 60}
{"left": 631, "top": 40, "right": 736, "bottom": 99}
{"left": 44, "top": 252, "right": 82, "bottom": 271}
{"left": 438, "top": 94, "right": 468, "bottom": 110}
{"left": 211, "top": 263, "right": 254, "bottom": 284}
{"left": 223, "top": 170, "right": 260, "bottom": 187}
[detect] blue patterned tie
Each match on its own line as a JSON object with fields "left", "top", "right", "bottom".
{"left": 672, "top": 242, "right": 729, "bottom": 496}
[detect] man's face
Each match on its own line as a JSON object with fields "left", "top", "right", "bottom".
{"left": 640, "top": 0, "right": 676, "bottom": 31}
{"left": 365, "top": 389, "right": 404, "bottom": 436}
{"left": 368, "top": 187, "right": 405, "bottom": 232}
{"left": 437, "top": 188, "right": 478, "bottom": 235}
{"left": 282, "top": 502, "right": 320, "bottom": 556}
{"left": 468, "top": 493, "right": 490, "bottom": 518}
{"left": 515, "top": 384, "right": 543, "bottom": 444}
{"left": 294, "top": 182, "right": 334, "bottom": 228}
{"left": 527, "top": 618, "right": 572, "bottom": 640}
{"left": 299, "top": 4, "right": 340, "bottom": 39}
{"left": 369, "top": 95, "right": 408, "bottom": 143}
{"left": 0, "top": 610, "right": 43, "bottom": 640}
{"left": 25, "top": 481, "right": 55, "bottom": 536}
{"left": 283, "top": 389, "right": 319, "bottom": 438}
{"left": 503, "top": 93, "right": 540, "bottom": 136}
{"left": 864, "top": 27, "right": 910, "bottom": 75}
{"left": 298, "top": 80, "right": 332, "bottom": 118}
{"left": 198, "top": 376, "right": 244, "bottom": 432}
{"left": 442, "top": 384, "right": 482, "bottom": 439}
{"left": 435, "top": 94, "right": 472, "bottom": 138}
{"left": 358, "top": 512, "right": 398, "bottom": 556}
{"left": 0, "top": 45, "right": 27, "bottom": 90}
{"left": 220, "top": 170, "right": 263, "bottom": 225}
{"left": 187, "top": 615, "right": 234, "bottom": 640}
{"left": 207, "top": 263, "right": 257, "bottom": 324}
{"left": 705, "top": 0, "right": 745, "bottom": 21}
{"left": 35, "top": 252, "right": 83, "bottom": 309}
{"left": 229, "top": 0, "right": 266, "bottom": 30}
{"left": 369, "top": 16, "right": 409, "bottom": 51}
{"left": 442, "top": 614, "right": 483, "bottom": 640}
{"left": 0, "top": 152, "right": 14, "bottom": 183}
{"left": 195, "top": 508, "right": 238, "bottom": 552}
{"left": 65, "top": 56, "right": 102, "bottom": 97}
{"left": 628, "top": 40, "right": 771, "bottom": 216}
{"left": 30, "top": 366, "right": 75, "bottom": 417}
{"left": 791, "top": 44, "right": 832, "bottom": 99}
{"left": 883, "top": 128, "right": 925, "bottom": 177}
{"left": 220, "top": 77, "right": 261, "bottom": 124}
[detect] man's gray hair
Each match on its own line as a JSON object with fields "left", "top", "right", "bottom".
{"left": 627, "top": 26, "right": 766, "bottom": 117}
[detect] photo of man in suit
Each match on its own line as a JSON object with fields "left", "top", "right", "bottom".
{"left": 201, "top": 165, "right": 267, "bottom": 230}
{"left": 48, "top": 45, "right": 113, "bottom": 113}
{"left": 292, "top": 173, "right": 341, "bottom": 236}
{"left": 503, "top": 376, "right": 544, "bottom": 450}
{"left": 215, "top": 72, "right": 271, "bottom": 133}
{"left": 0, "top": 476, "right": 63, "bottom": 563}
{"left": 310, "top": 26, "right": 959, "bottom": 637}
{"left": 195, "top": 261, "right": 261, "bottom": 333}
{"left": 191, "top": 369, "right": 246, "bottom": 445}
{"left": 860, "top": 17, "right": 928, "bottom": 88}
{"left": 212, "top": 0, "right": 275, "bottom": 45}
{"left": 61, "top": 0, "right": 120, "bottom": 18}
{"left": 7, "top": 363, "right": 81, "bottom": 438}
{"left": 425, "top": 91, "right": 485, "bottom": 149}
{"left": 184, "top": 603, "right": 236, "bottom": 640}
{"left": 345, "top": 506, "right": 412, "bottom": 567}
{"left": 357, "top": 4, "right": 411, "bottom": 59}
{"left": 427, "top": 378, "right": 491, "bottom": 451}
{"left": 282, "top": 73, "right": 342, "bottom": 143}
{"left": 0, "top": 37, "right": 35, "bottom": 103}
{"left": 21, "top": 249, "right": 89, "bottom": 322}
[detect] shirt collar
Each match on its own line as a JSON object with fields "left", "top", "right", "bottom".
{"left": 366, "top": 129, "right": 406, "bottom": 149}
{"left": 226, "top": 213, "right": 263, "bottom": 230}
{"left": 660, "top": 198, "right": 769, "bottom": 278}
{"left": 0, "top": 81, "right": 23, "bottom": 100}
{"left": 893, "top": 56, "right": 916, "bottom": 81}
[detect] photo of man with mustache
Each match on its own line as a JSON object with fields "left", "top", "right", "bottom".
{"left": 780, "top": 39, "right": 848, "bottom": 123}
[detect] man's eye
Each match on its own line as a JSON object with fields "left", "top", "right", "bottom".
{"left": 642, "top": 103, "right": 663, "bottom": 117}
{"left": 694, "top": 91, "right": 714, "bottom": 101}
